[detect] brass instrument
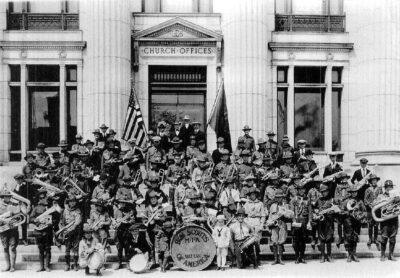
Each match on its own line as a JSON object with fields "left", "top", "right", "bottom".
{"left": 33, "top": 205, "right": 62, "bottom": 231}
{"left": 132, "top": 170, "right": 141, "bottom": 187}
{"left": 111, "top": 213, "right": 132, "bottom": 230}
{"left": 372, "top": 196, "right": 400, "bottom": 222}
{"left": 0, "top": 213, "right": 26, "bottom": 233}
{"left": 266, "top": 206, "right": 293, "bottom": 227}
{"left": 322, "top": 170, "right": 345, "bottom": 183}
{"left": 312, "top": 204, "right": 341, "bottom": 221}
{"left": 64, "top": 178, "right": 88, "bottom": 197}
{"left": 33, "top": 178, "right": 64, "bottom": 195}
{"left": 10, "top": 190, "right": 31, "bottom": 210}
{"left": 144, "top": 203, "right": 168, "bottom": 227}
{"left": 55, "top": 221, "right": 75, "bottom": 240}
{"left": 90, "top": 218, "right": 104, "bottom": 231}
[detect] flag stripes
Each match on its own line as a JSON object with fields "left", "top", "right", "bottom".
{"left": 122, "top": 90, "right": 147, "bottom": 147}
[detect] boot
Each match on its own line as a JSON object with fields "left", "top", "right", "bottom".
{"left": 65, "top": 255, "right": 71, "bottom": 271}
{"left": 271, "top": 245, "right": 279, "bottom": 265}
{"left": 346, "top": 246, "right": 352, "bottom": 263}
{"left": 352, "top": 246, "right": 360, "bottom": 262}
{"left": 9, "top": 250, "right": 16, "bottom": 272}
{"left": 367, "top": 226, "right": 373, "bottom": 248}
{"left": 381, "top": 242, "right": 387, "bottom": 261}
{"left": 85, "top": 267, "right": 90, "bottom": 275}
{"left": 388, "top": 242, "right": 397, "bottom": 261}
{"left": 96, "top": 269, "right": 102, "bottom": 276}
{"left": 319, "top": 243, "right": 326, "bottom": 263}
{"left": 277, "top": 244, "right": 285, "bottom": 265}
{"left": 115, "top": 252, "right": 123, "bottom": 270}
{"left": 326, "top": 244, "right": 332, "bottom": 262}
{"left": 45, "top": 251, "right": 51, "bottom": 272}
{"left": 2, "top": 251, "right": 10, "bottom": 272}
{"left": 73, "top": 256, "right": 79, "bottom": 271}
{"left": 161, "top": 257, "right": 168, "bottom": 272}
{"left": 37, "top": 252, "right": 45, "bottom": 272}
{"left": 294, "top": 244, "right": 300, "bottom": 264}
{"left": 300, "top": 244, "right": 307, "bottom": 264}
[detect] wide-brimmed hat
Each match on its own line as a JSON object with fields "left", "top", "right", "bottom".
{"left": 242, "top": 125, "right": 251, "bottom": 131}
{"left": 282, "top": 135, "right": 289, "bottom": 141}
{"left": 84, "top": 139, "right": 94, "bottom": 146}
{"left": 267, "top": 131, "right": 276, "bottom": 136}
{"left": 24, "top": 153, "right": 35, "bottom": 160}
{"left": 92, "top": 129, "right": 101, "bottom": 135}
{"left": 99, "top": 124, "right": 108, "bottom": 130}
{"left": 368, "top": 174, "right": 380, "bottom": 182}
{"left": 297, "top": 139, "right": 307, "bottom": 145}
{"left": 360, "top": 158, "right": 368, "bottom": 164}
{"left": 183, "top": 115, "right": 190, "bottom": 120}
{"left": 0, "top": 189, "right": 11, "bottom": 197}
{"left": 384, "top": 180, "right": 394, "bottom": 188}
{"left": 236, "top": 207, "right": 247, "bottom": 216}
{"left": 107, "top": 129, "right": 116, "bottom": 135}
{"left": 75, "top": 134, "right": 83, "bottom": 139}
{"left": 192, "top": 121, "right": 201, "bottom": 126}
{"left": 157, "top": 121, "right": 166, "bottom": 128}
{"left": 246, "top": 187, "right": 260, "bottom": 195}
{"left": 220, "top": 149, "right": 230, "bottom": 155}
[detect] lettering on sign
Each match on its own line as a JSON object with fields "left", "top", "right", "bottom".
{"left": 170, "top": 225, "right": 216, "bottom": 271}
{"left": 140, "top": 46, "right": 216, "bottom": 56}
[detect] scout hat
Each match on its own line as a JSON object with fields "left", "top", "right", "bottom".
{"left": 246, "top": 187, "right": 260, "bottom": 196}
{"left": 171, "top": 137, "right": 182, "bottom": 144}
{"left": 267, "top": 131, "right": 276, "bottom": 136}
{"left": 242, "top": 125, "right": 251, "bottom": 131}
{"left": 107, "top": 129, "right": 116, "bottom": 135}
{"left": 24, "top": 153, "right": 35, "bottom": 160}
{"left": 152, "top": 136, "right": 161, "bottom": 142}
{"left": 148, "top": 190, "right": 160, "bottom": 199}
{"left": 196, "top": 154, "right": 207, "bottom": 163}
{"left": 157, "top": 121, "right": 166, "bottom": 128}
{"left": 192, "top": 121, "right": 201, "bottom": 126}
{"left": 297, "top": 139, "right": 307, "bottom": 145}
{"left": 37, "top": 142, "right": 46, "bottom": 149}
{"left": 240, "top": 149, "right": 251, "bottom": 157}
{"left": 92, "top": 129, "right": 101, "bottom": 135}
{"left": 368, "top": 174, "right": 380, "bottom": 182}
{"left": 84, "top": 139, "right": 94, "bottom": 146}
{"left": 220, "top": 149, "right": 230, "bottom": 155}
{"left": 384, "top": 180, "right": 394, "bottom": 188}
{"left": 282, "top": 135, "right": 289, "bottom": 141}
{"left": 99, "top": 124, "right": 108, "bottom": 130}
{"left": 75, "top": 134, "right": 83, "bottom": 139}
{"left": 183, "top": 115, "right": 190, "bottom": 121}
{"left": 0, "top": 189, "right": 11, "bottom": 197}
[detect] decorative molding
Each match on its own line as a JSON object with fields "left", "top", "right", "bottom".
{"left": 0, "top": 41, "right": 86, "bottom": 51}
{"left": 268, "top": 42, "right": 354, "bottom": 52}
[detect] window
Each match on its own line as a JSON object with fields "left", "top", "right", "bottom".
{"left": 28, "top": 65, "right": 59, "bottom": 82}
{"left": 332, "top": 89, "right": 341, "bottom": 151}
{"left": 65, "top": 0, "right": 79, "bottom": 13}
{"left": 10, "top": 87, "right": 21, "bottom": 151}
{"left": 277, "top": 89, "right": 287, "bottom": 144}
{"left": 67, "top": 87, "right": 77, "bottom": 145}
{"left": 29, "top": 87, "right": 60, "bottom": 149}
{"left": 332, "top": 67, "right": 342, "bottom": 83}
{"left": 66, "top": 65, "right": 77, "bottom": 82}
{"left": 292, "top": 0, "right": 323, "bottom": 15}
{"left": 294, "top": 88, "right": 325, "bottom": 150}
{"left": 294, "top": 67, "right": 325, "bottom": 83}
{"left": 10, "top": 65, "right": 20, "bottom": 82}
{"left": 329, "top": 0, "right": 342, "bottom": 15}
{"left": 277, "top": 67, "right": 287, "bottom": 83}
{"left": 8, "top": 1, "right": 25, "bottom": 13}
{"left": 28, "top": 1, "right": 62, "bottom": 13}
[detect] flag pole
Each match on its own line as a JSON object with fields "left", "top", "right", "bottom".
{"left": 207, "top": 79, "right": 224, "bottom": 126}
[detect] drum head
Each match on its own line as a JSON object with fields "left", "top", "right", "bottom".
{"left": 87, "top": 251, "right": 104, "bottom": 270}
{"left": 170, "top": 225, "right": 216, "bottom": 271}
{"left": 130, "top": 253, "right": 148, "bottom": 273}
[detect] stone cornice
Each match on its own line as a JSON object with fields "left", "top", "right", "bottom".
{"left": 268, "top": 42, "right": 354, "bottom": 52}
{"left": 0, "top": 40, "right": 86, "bottom": 50}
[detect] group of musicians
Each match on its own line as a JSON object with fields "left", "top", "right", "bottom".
{"left": 0, "top": 119, "right": 399, "bottom": 274}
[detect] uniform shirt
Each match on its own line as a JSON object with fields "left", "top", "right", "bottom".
{"left": 364, "top": 185, "right": 383, "bottom": 208}
{"left": 115, "top": 187, "right": 138, "bottom": 203}
{"left": 61, "top": 206, "right": 82, "bottom": 228}
{"left": 88, "top": 210, "right": 111, "bottom": 231}
{"left": 219, "top": 188, "right": 240, "bottom": 207}
{"left": 289, "top": 196, "right": 311, "bottom": 223}
{"left": 35, "top": 152, "right": 51, "bottom": 168}
{"left": 191, "top": 167, "right": 205, "bottom": 184}
{"left": 239, "top": 135, "right": 255, "bottom": 152}
{"left": 174, "top": 184, "right": 194, "bottom": 209}
{"left": 146, "top": 146, "right": 166, "bottom": 166}
{"left": 334, "top": 182, "right": 350, "bottom": 206}
{"left": 166, "top": 164, "right": 185, "bottom": 181}
{"left": 22, "top": 162, "right": 36, "bottom": 179}
{"left": 307, "top": 187, "right": 321, "bottom": 207}
{"left": 280, "top": 164, "right": 295, "bottom": 178}
{"left": 267, "top": 202, "right": 293, "bottom": 228}
{"left": 236, "top": 164, "right": 254, "bottom": 183}
{"left": 91, "top": 185, "right": 111, "bottom": 202}
{"left": 265, "top": 140, "right": 279, "bottom": 159}
{"left": 230, "top": 221, "right": 252, "bottom": 241}
{"left": 212, "top": 225, "right": 231, "bottom": 248}
{"left": 244, "top": 199, "right": 266, "bottom": 230}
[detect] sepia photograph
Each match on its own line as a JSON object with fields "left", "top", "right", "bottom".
{"left": 0, "top": 0, "right": 399, "bottom": 277}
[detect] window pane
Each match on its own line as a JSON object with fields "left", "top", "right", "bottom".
{"left": 10, "top": 87, "right": 21, "bottom": 150}
{"left": 292, "top": 0, "right": 323, "bottom": 14}
{"left": 66, "top": 65, "right": 77, "bottom": 82}
{"left": 277, "top": 89, "right": 287, "bottom": 144}
{"left": 29, "top": 87, "right": 59, "bottom": 149}
{"left": 330, "top": 0, "right": 341, "bottom": 15}
{"left": 332, "top": 89, "right": 341, "bottom": 151}
{"left": 67, "top": 87, "right": 77, "bottom": 145}
{"left": 10, "top": 65, "right": 20, "bottom": 82}
{"left": 29, "top": 1, "right": 61, "bottom": 13}
{"left": 151, "top": 93, "right": 178, "bottom": 104}
{"left": 178, "top": 93, "right": 204, "bottom": 104}
{"left": 277, "top": 67, "right": 287, "bottom": 83}
{"left": 332, "top": 67, "right": 342, "bottom": 83}
{"left": 66, "top": 0, "right": 79, "bottom": 13}
{"left": 294, "top": 88, "right": 324, "bottom": 150}
{"left": 162, "top": 0, "right": 193, "bottom": 12}
{"left": 294, "top": 67, "right": 325, "bottom": 83}
{"left": 28, "top": 65, "right": 59, "bottom": 82}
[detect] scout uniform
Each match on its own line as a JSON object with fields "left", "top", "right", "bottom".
{"left": 219, "top": 177, "right": 241, "bottom": 208}
{"left": 78, "top": 224, "right": 105, "bottom": 276}
{"left": 376, "top": 180, "right": 398, "bottom": 261}
{"left": 155, "top": 221, "right": 175, "bottom": 272}
{"left": 239, "top": 125, "right": 255, "bottom": 152}
{"left": 334, "top": 172, "right": 351, "bottom": 248}
{"left": 266, "top": 189, "right": 294, "bottom": 265}
{"left": 61, "top": 196, "right": 82, "bottom": 271}
{"left": 0, "top": 190, "right": 23, "bottom": 272}
{"left": 35, "top": 143, "right": 51, "bottom": 169}
{"left": 266, "top": 131, "right": 279, "bottom": 160}
{"left": 236, "top": 150, "right": 254, "bottom": 186}
{"left": 342, "top": 185, "right": 366, "bottom": 262}
{"left": 289, "top": 184, "right": 312, "bottom": 264}
{"left": 146, "top": 136, "right": 166, "bottom": 169}
{"left": 307, "top": 177, "right": 323, "bottom": 248}
{"left": 71, "top": 134, "right": 86, "bottom": 154}
{"left": 252, "top": 138, "right": 267, "bottom": 164}
{"left": 87, "top": 201, "right": 111, "bottom": 250}
{"left": 279, "top": 153, "right": 295, "bottom": 178}
{"left": 364, "top": 174, "right": 383, "bottom": 248}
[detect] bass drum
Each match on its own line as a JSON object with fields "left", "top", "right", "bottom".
{"left": 87, "top": 251, "right": 105, "bottom": 270}
{"left": 170, "top": 225, "right": 216, "bottom": 271}
{"left": 129, "top": 253, "right": 149, "bottom": 273}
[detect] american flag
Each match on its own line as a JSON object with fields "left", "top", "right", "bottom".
{"left": 122, "top": 89, "right": 147, "bottom": 147}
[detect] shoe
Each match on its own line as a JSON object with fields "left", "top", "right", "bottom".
{"left": 96, "top": 270, "right": 102, "bottom": 276}
{"left": 221, "top": 267, "right": 226, "bottom": 271}
{"left": 114, "top": 262, "right": 123, "bottom": 270}
{"left": 380, "top": 255, "right": 386, "bottom": 262}
{"left": 347, "top": 254, "right": 352, "bottom": 263}
{"left": 217, "top": 267, "right": 221, "bottom": 270}
{"left": 320, "top": 257, "right": 325, "bottom": 263}
{"left": 388, "top": 254, "right": 397, "bottom": 261}
{"left": 85, "top": 267, "right": 90, "bottom": 275}
{"left": 9, "top": 267, "right": 15, "bottom": 272}
{"left": 326, "top": 256, "right": 333, "bottom": 262}
{"left": 367, "top": 239, "right": 372, "bottom": 248}
{"left": 1, "top": 267, "right": 10, "bottom": 272}
{"left": 37, "top": 268, "right": 45, "bottom": 272}
{"left": 300, "top": 258, "right": 307, "bottom": 264}
{"left": 295, "top": 259, "right": 300, "bottom": 264}
{"left": 45, "top": 267, "right": 51, "bottom": 272}
{"left": 352, "top": 253, "right": 360, "bottom": 262}
{"left": 376, "top": 242, "right": 381, "bottom": 251}
{"left": 65, "top": 265, "right": 70, "bottom": 271}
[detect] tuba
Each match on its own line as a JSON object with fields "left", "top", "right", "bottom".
{"left": 372, "top": 196, "right": 400, "bottom": 222}
{"left": 33, "top": 205, "right": 62, "bottom": 232}
{"left": 33, "top": 178, "right": 64, "bottom": 195}
{"left": 0, "top": 190, "right": 31, "bottom": 233}
{"left": 347, "top": 199, "right": 367, "bottom": 223}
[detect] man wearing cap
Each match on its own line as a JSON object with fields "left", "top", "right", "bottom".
{"left": 239, "top": 125, "right": 255, "bottom": 152}
{"left": 293, "top": 139, "right": 309, "bottom": 162}
{"left": 56, "top": 140, "right": 70, "bottom": 165}
{"left": 91, "top": 173, "right": 112, "bottom": 208}
{"left": 146, "top": 136, "right": 166, "bottom": 170}
{"left": 323, "top": 152, "right": 343, "bottom": 198}
{"left": 192, "top": 121, "right": 206, "bottom": 143}
{"left": 179, "top": 115, "right": 194, "bottom": 148}
{"left": 278, "top": 135, "right": 294, "bottom": 166}
{"left": 123, "top": 138, "right": 144, "bottom": 162}
{"left": 0, "top": 189, "right": 26, "bottom": 272}
{"left": 168, "top": 136, "right": 185, "bottom": 160}
{"left": 290, "top": 182, "right": 312, "bottom": 264}
{"left": 230, "top": 207, "right": 256, "bottom": 268}
{"left": 266, "top": 188, "right": 293, "bottom": 265}
{"left": 364, "top": 174, "right": 382, "bottom": 249}
{"left": 35, "top": 142, "right": 51, "bottom": 169}
{"left": 351, "top": 158, "right": 371, "bottom": 201}
{"left": 186, "top": 135, "right": 198, "bottom": 162}
{"left": 266, "top": 131, "right": 279, "bottom": 161}
{"left": 92, "top": 129, "right": 106, "bottom": 151}
{"left": 262, "top": 174, "right": 281, "bottom": 210}
{"left": 212, "top": 137, "right": 226, "bottom": 164}
{"left": 315, "top": 182, "right": 336, "bottom": 263}
{"left": 60, "top": 196, "right": 82, "bottom": 271}
{"left": 71, "top": 134, "right": 86, "bottom": 154}
{"left": 343, "top": 184, "right": 366, "bottom": 262}
{"left": 155, "top": 221, "right": 175, "bottom": 272}
{"left": 376, "top": 180, "right": 399, "bottom": 261}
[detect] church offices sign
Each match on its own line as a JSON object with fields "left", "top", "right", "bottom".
{"left": 140, "top": 46, "right": 216, "bottom": 56}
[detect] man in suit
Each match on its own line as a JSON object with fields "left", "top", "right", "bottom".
{"left": 212, "top": 137, "right": 226, "bottom": 164}
{"left": 293, "top": 139, "right": 308, "bottom": 163}
{"left": 179, "top": 115, "right": 194, "bottom": 148}
{"left": 192, "top": 121, "right": 206, "bottom": 143}
{"left": 351, "top": 158, "right": 371, "bottom": 200}
{"left": 323, "top": 152, "right": 343, "bottom": 198}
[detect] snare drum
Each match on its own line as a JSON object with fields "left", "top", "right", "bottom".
{"left": 87, "top": 251, "right": 105, "bottom": 270}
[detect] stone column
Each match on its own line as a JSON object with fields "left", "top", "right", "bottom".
{"left": 214, "top": 0, "right": 272, "bottom": 147}
{"left": 287, "top": 63, "right": 294, "bottom": 146}
{"left": 0, "top": 2, "right": 9, "bottom": 162}
{"left": 80, "top": 0, "right": 131, "bottom": 139}
{"left": 324, "top": 63, "right": 332, "bottom": 153}
{"left": 20, "top": 63, "right": 28, "bottom": 158}
{"left": 59, "top": 63, "right": 67, "bottom": 141}
{"left": 345, "top": 0, "right": 400, "bottom": 165}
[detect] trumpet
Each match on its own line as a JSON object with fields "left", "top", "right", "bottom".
{"left": 312, "top": 204, "right": 341, "bottom": 221}
{"left": 372, "top": 196, "right": 400, "bottom": 222}
{"left": 322, "top": 171, "right": 345, "bottom": 183}
{"left": 111, "top": 213, "right": 132, "bottom": 230}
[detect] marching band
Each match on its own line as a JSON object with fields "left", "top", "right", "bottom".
{"left": 0, "top": 119, "right": 399, "bottom": 274}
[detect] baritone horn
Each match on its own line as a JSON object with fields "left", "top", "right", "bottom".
{"left": 372, "top": 196, "right": 400, "bottom": 222}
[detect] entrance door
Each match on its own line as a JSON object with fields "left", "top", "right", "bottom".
{"left": 149, "top": 66, "right": 207, "bottom": 133}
